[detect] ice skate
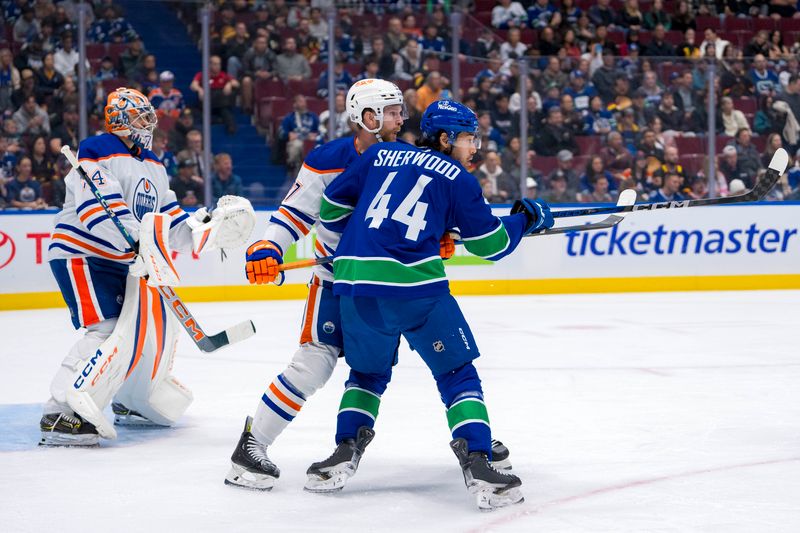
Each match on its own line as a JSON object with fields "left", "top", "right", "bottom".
{"left": 451, "top": 438, "right": 524, "bottom": 511}
{"left": 304, "top": 426, "right": 374, "bottom": 493}
{"left": 224, "top": 416, "right": 280, "bottom": 491}
{"left": 39, "top": 412, "right": 100, "bottom": 447}
{"left": 490, "top": 439, "right": 512, "bottom": 470}
{"left": 112, "top": 402, "right": 162, "bottom": 427}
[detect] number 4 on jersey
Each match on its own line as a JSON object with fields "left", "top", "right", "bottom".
{"left": 365, "top": 171, "right": 433, "bottom": 241}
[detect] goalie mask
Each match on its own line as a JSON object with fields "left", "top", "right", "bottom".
{"left": 346, "top": 79, "right": 407, "bottom": 135}
{"left": 105, "top": 87, "right": 158, "bottom": 151}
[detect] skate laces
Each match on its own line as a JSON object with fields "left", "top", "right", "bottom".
{"left": 245, "top": 435, "right": 272, "bottom": 466}
{"left": 57, "top": 413, "right": 82, "bottom": 428}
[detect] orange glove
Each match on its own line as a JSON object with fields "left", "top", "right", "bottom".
{"left": 245, "top": 240, "right": 284, "bottom": 285}
{"left": 439, "top": 232, "right": 457, "bottom": 260}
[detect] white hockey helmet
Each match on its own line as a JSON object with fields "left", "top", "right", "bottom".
{"left": 346, "top": 79, "right": 406, "bottom": 134}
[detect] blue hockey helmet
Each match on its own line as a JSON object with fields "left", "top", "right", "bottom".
{"left": 420, "top": 100, "right": 479, "bottom": 146}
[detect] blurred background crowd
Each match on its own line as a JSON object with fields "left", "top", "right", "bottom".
{"left": 2, "top": 0, "right": 800, "bottom": 212}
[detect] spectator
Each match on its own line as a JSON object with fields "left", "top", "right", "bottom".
{"left": 88, "top": 5, "right": 135, "bottom": 43}
{"left": 274, "top": 37, "right": 311, "bottom": 82}
{"left": 394, "top": 39, "right": 423, "bottom": 82}
{"left": 474, "top": 27, "right": 500, "bottom": 59}
{"left": 0, "top": 136, "right": 18, "bottom": 180}
{"left": 521, "top": 177, "right": 539, "bottom": 199}
{"left": 53, "top": 32, "right": 81, "bottom": 80}
{"left": 499, "top": 28, "right": 527, "bottom": 63}
{"left": 176, "top": 129, "right": 207, "bottom": 178}
{"left": 720, "top": 97, "right": 750, "bottom": 137}
{"left": 13, "top": 7, "right": 40, "bottom": 44}
{"left": 564, "top": 70, "right": 596, "bottom": 113}
{"left": 560, "top": 94, "right": 583, "bottom": 136}
{"left": 400, "top": 14, "right": 422, "bottom": 40}
{"left": 579, "top": 173, "right": 614, "bottom": 203}
{"left": 677, "top": 28, "right": 700, "bottom": 58}
{"left": 538, "top": 26, "right": 562, "bottom": 57}
{"left": 744, "top": 31, "right": 771, "bottom": 58}
{"left": 415, "top": 71, "right": 444, "bottom": 113}
{"left": 700, "top": 28, "right": 730, "bottom": 59}
{"left": 639, "top": 70, "right": 663, "bottom": 107}
{"left": 170, "top": 157, "right": 204, "bottom": 207}
{"left": 475, "top": 151, "right": 519, "bottom": 203}
{"left": 534, "top": 107, "right": 578, "bottom": 157}
{"left": 548, "top": 150, "right": 580, "bottom": 191}
{"left": 29, "top": 135, "right": 54, "bottom": 182}
{"left": 320, "top": 25, "right": 354, "bottom": 63}
{"left": 308, "top": 8, "right": 328, "bottom": 43}
{"left": 762, "top": 133, "right": 784, "bottom": 168}
{"left": 600, "top": 131, "right": 633, "bottom": 182}
{"left": 190, "top": 55, "right": 239, "bottom": 134}
{"left": 477, "top": 111, "right": 505, "bottom": 153}
{"left": 279, "top": 94, "right": 319, "bottom": 173}
{"left": 672, "top": 0, "right": 696, "bottom": 33}
{"left": 238, "top": 35, "right": 274, "bottom": 113}
{"left": 584, "top": 95, "right": 616, "bottom": 136}
{"left": 769, "top": 30, "right": 791, "bottom": 61}
{"left": 749, "top": 54, "right": 780, "bottom": 96}
{"left": 384, "top": 17, "right": 408, "bottom": 54}
{"left": 317, "top": 61, "right": 353, "bottom": 99}
{"left": 720, "top": 59, "right": 755, "bottom": 98}
{"left": 616, "top": 108, "right": 641, "bottom": 150}
{"left": 151, "top": 129, "right": 177, "bottom": 177}
{"left": 149, "top": 71, "right": 184, "bottom": 120}
{"left": 527, "top": 0, "right": 560, "bottom": 30}
{"left": 644, "top": 24, "right": 676, "bottom": 58}
{"left": 295, "top": 18, "right": 321, "bottom": 64}
{"left": 654, "top": 146, "right": 688, "bottom": 183}
{"left": 685, "top": 175, "right": 709, "bottom": 200}
{"left": 649, "top": 172, "right": 685, "bottom": 202}
{"left": 170, "top": 109, "right": 196, "bottom": 154}
{"left": 543, "top": 170, "right": 577, "bottom": 203}
{"left": 638, "top": 128, "right": 665, "bottom": 162}
{"left": 13, "top": 95, "right": 50, "bottom": 136}
{"left": 592, "top": 51, "right": 618, "bottom": 104}
{"left": 755, "top": 94, "right": 781, "bottom": 136}
{"left": 491, "top": 93, "right": 514, "bottom": 141}
{"left": 367, "top": 38, "right": 394, "bottom": 80}
{"left": 211, "top": 153, "right": 243, "bottom": 204}
{"left": 50, "top": 103, "right": 78, "bottom": 150}
{"left": 617, "top": 0, "right": 643, "bottom": 30}
{"left": 223, "top": 22, "right": 251, "bottom": 77}
{"left": 718, "top": 145, "right": 751, "bottom": 187}
{"left": 644, "top": 0, "right": 671, "bottom": 30}
{"left": 118, "top": 38, "right": 146, "bottom": 80}
{"left": 588, "top": 0, "right": 615, "bottom": 28}
{"left": 732, "top": 128, "right": 763, "bottom": 184}
{"left": 538, "top": 57, "right": 567, "bottom": 96}
{"left": 656, "top": 92, "right": 683, "bottom": 132}
{"left": 35, "top": 52, "right": 64, "bottom": 103}
{"left": 492, "top": 0, "right": 527, "bottom": 29}
{"left": 319, "top": 92, "right": 351, "bottom": 141}
{"left": 418, "top": 24, "right": 446, "bottom": 59}
{"left": 6, "top": 156, "right": 47, "bottom": 209}
{"left": 0, "top": 48, "right": 20, "bottom": 113}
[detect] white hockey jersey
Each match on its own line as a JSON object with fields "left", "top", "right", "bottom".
{"left": 263, "top": 135, "right": 360, "bottom": 283}
{"left": 48, "top": 133, "right": 193, "bottom": 264}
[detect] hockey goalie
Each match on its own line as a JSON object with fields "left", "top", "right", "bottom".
{"left": 40, "top": 87, "right": 255, "bottom": 446}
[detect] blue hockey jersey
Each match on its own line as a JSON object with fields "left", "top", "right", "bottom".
{"left": 319, "top": 141, "right": 528, "bottom": 298}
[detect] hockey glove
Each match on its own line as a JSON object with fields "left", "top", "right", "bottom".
{"left": 511, "top": 198, "right": 554, "bottom": 235}
{"left": 245, "top": 240, "right": 284, "bottom": 285}
{"left": 440, "top": 231, "right": 458, "bottom": 260}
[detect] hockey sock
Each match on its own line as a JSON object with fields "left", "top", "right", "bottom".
{"left": 252, "top": 373, "right": 306, "bottom": 445}
{"left": 335, "top": 369, "right": 389, "bottom": 443}
{"left": 436, "top": 363, "right": 492, "bottom": 457}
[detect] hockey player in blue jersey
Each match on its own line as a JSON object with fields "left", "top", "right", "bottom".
{"left": 306, "top": 100, "right": 554, "bottom": 510}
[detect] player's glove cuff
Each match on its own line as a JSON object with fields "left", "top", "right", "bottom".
{"left": 511, "top": 198, "right": 555, "bottom": 235}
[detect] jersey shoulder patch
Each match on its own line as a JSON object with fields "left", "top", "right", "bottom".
{"left": 302, "top": 136, "right": 359, "bottom": 175}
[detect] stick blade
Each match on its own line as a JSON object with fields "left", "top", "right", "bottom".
{"left": 768, "top": 147, "right": 789, "bottom": 175}
{"left": 617, "top": 188, "right": 637, "bottom": 208}
{"left": 225, "top": 320, "right": 257, "bottom": 344}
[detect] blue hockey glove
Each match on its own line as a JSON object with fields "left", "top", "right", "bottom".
{"left": 246, "top": 240, "right": 284, "bottom": 286}
{"left": 511, "top": 198, "right": 554, "bottom": 235}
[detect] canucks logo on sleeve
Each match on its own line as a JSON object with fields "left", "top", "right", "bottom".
{"left": 133, "top": 177, "right": 158, "bottom": 221}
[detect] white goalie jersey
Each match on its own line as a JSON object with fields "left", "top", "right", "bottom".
{"left": 48, "top": 133, "right": 194, "bottom": 264}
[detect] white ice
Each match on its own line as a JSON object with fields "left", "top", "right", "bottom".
{"left": 2, "top": 291, "right": 799, "bottom": 532}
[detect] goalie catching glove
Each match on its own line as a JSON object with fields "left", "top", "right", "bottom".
{"left": 246, "top": 240, "right": 284, "bottom": 286}
{"left": 186, "top": 195, "right": 256, "bottom": 254}
{"left": 511, "top": 198, "right": 554, "bottom": 235}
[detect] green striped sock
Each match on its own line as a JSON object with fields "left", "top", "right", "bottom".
{"left": 338, "top": 387, "right": 381, "bottom": 422}
{"left": 446, "top": 397, "right": 490, "bottom": 433}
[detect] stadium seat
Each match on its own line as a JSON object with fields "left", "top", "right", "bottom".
{"left": 287, "top": 79, "right": 318, "bottom": 97}
{"left": 576, "top": 136, "right": 600, "bottom": 155}
{"left": 779, "top": 18, "right": 800, "bottom": 33}
{"left": 753, "top": 18, "right": 777, "bottom": 32}
{"left": 157, "top": 115, "right": 176, "bottom": 132}
{"left": 681, "top": 153, "right": 706, "bottom": 176}
{"left": 695, "top": 16, "right": 722, "bottom": 32}
{"left": 733, "top": 97, "right": 757, "bottom": 115}
{"left": 674, "top": 135, "right": 706, "bottom": 155}
{"left": 725, "top": 18, "right": 751, "bottom": 32}
{"left": 254, "top": 78, "right": 286, "bottom": 101}
{"left": 534, "top": 156, "right": 558, "bottom": 176}
{"left": 305, "top": 97, "right": 328, "bottom": 115}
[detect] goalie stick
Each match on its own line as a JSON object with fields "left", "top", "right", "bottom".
{"left": 61, "top": 145, "right": 255, "bottom": 353}
{"left": 278, "top": 189, "right": 638, "bottom": 272}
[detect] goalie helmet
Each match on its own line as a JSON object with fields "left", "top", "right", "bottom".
{"left": 420, "top": 99, "right": 479, "bottom": 146}
{"left": 345, "top": 79, "right": 406, "bottom": 134}
{"left": 105, "top": 87, "right": 158, "bottom": 151}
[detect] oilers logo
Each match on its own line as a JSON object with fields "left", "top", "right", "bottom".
{"left": 133, "top": 177, "right": 158, "bottom": 221}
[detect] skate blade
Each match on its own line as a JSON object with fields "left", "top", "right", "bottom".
{"left": 490, "top": 458, "right": 513, "bottom": 471}
{"left": 304, "top": 469, "right": 352, "bottom": 493}
{"left": 469, "top": 483, "right": 525, "bottom": 512}
{"left": 66, "top": 389, "right": 116, "bottom": 439}
{"left": 224, "top": 463, "right": 277, "bottom": 491}
{"left": 39, "top": 432, "right": 100, "bottom": 447}
{"left": 113, "top": 414, "right": 167, "bottom": 428}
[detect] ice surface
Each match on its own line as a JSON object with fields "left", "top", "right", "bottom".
{"left": 2, "top": 291, "right": 799, "bottom": 532}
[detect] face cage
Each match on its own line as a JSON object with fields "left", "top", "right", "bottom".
{"left": 127, "top": 106, "right": 158, "bottom": 150}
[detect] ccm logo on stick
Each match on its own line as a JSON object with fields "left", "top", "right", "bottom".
{"left": 159, "top": 287, "right": 205, "bottom": 341}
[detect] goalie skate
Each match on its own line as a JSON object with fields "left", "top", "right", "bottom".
{"left": 224, "top": 416, "right": 280, "bottom": 491}
{"left": 111, "top": 402, "right": 162, "bottom": 427}
{"left": 490, "top": 439, "right": 512, "bottom": 470}
{"left": 39, "top": 412, "right": 99, "bottom": 447}
{"left": 304, "top": 426, "right": 375, "bottom": 493}
{"left": 451, "top": 438, "right": 524, "bottom": 511}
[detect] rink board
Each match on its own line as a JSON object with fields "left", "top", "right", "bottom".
{"left": 1, "top": 204, "right": 799, "bottom": 310}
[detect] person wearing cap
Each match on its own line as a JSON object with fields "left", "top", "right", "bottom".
{"left": 170, "top": 156, "right": 205, "bottom": 207}
{"left": 149, "top": 70, "right": 185, "bottom": 119}
{"left": 564, "top": 69, "right": 597, "bottom": 113}
{"left": 547, "top": 149, "right": 580, "bottom": 190}
{"left": 169, "top": 108, "right": 195, "bottom": 153}
{"left": 523, "top": 176, "right": 540, "bottom": 200}
{"left": 718, "top": 144, "right": 750, "bottom": 187}
{"left": 543, "top": 170, "right": 577, "bottom": 203}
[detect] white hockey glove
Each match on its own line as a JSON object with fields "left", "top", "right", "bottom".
{"left": 186, "top": 195, "right": 256, "bottom": 254}
{"left": 129, "top": 212, "right": 181, "bottom": 287}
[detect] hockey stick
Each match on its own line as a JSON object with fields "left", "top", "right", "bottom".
{"left": 549, "top": 147, "right": 789, "bottom": 219}
{"left": 277, "top": 189, "right": 638, "bottom": 272}
{"left": 61, "top": 145, "right": 256, "bottom": 353}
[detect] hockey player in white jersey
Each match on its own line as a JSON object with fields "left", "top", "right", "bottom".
{"left": 41, "top": 87, "right": 254, "bottom": 446}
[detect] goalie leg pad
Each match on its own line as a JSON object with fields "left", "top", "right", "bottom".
{"left": 251, "top": 342, "right": 339, "bottom": 445}
{"left": 114, "top": 288, "right": 193, "bottom": 426}
{"left": 130, "top": 212, "right": 180, "bottom": 287}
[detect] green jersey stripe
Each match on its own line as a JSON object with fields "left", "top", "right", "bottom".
{"left": 320, "top": 195, "right": 354, "bottom": 223}
{"left": 461, "top": 223, "right": 510, "bottom": 259}
{"left": 334, "top": 257, "right": 446, "bottom": 285}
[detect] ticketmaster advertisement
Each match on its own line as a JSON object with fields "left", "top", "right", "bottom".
{"left": 1, "top": 204, "right": 799, "bottom": 309}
